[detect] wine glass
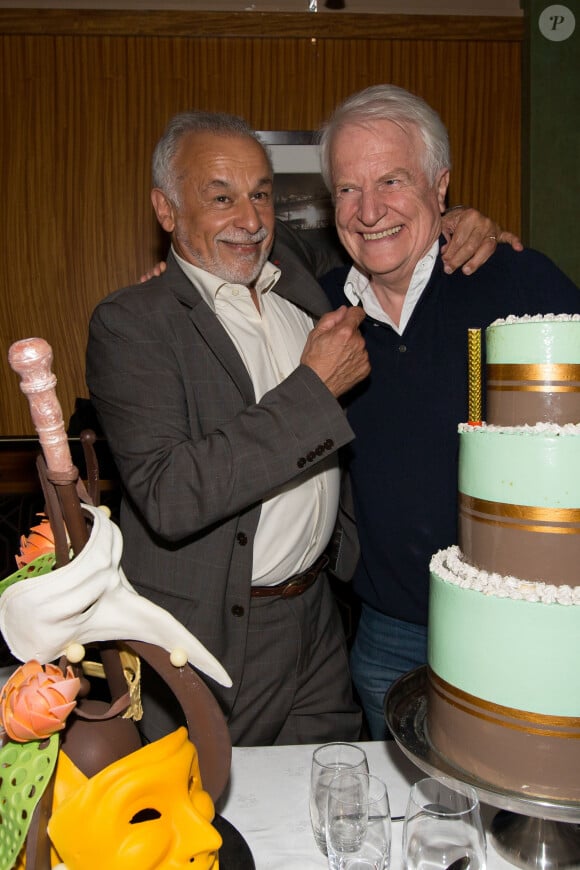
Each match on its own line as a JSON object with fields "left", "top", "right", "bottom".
{"left": 326, "top": 771, "right": 391, "bottom": 870}
{"left": 402, "top": 777, "right": 486, "bottom": 870}
{"left": 310, "top": 742, "right": 369, "bottom": 855}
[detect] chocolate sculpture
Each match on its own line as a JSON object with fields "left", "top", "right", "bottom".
{"left": 1, "top": 338, "right": 234, "bottom": 869}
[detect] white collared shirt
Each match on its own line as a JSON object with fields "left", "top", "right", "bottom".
{"left": 174, "top": 249, "right": 340, "bottom": 586}
{"left": 343, "top": 240, "right": 439, "bottom": 334}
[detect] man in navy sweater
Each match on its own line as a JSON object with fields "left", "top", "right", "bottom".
{"left": 318, "top": 84, "right": 580, "bottom": 739}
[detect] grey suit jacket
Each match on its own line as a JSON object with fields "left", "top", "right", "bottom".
{"left": 86, "top": 233, "right": 358, "bottom": 710}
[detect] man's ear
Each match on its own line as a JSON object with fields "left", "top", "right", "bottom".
{"left": 436, "top": 170, "right": 450, "bottom": 212}
{"left": 151, "top": 189, "right": 176, "bottom": 233}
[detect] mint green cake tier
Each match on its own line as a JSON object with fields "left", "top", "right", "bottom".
{"left": 485, "top": 317, "right": 580, "bottom": 425}
{"left": 428, "top": 556, "right": 580, "bottom": 716}
{"left": 487, "top": 318, "right": 580, "bottom": 364}
{"left": 458, "top": 424, "right": 580, "bottom": 584}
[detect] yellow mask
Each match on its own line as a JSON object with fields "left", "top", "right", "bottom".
{"left": 47, "top": 727, "right": 221, "bottom": 869}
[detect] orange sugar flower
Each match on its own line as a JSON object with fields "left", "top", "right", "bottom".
{"left": 0, "top": 660, "right": 81, "bottom": 743}
{"left": 15, "top": 516, "right": 55, "bottom": 568}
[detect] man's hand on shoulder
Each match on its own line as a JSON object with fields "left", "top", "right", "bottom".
{"left": 440, "top": 206, "right": 524, "bottom": 276}
{"left": 139, "top": 261, "right": 167, "bottom": 283}
{"left": 301, "top": 306, "right": 370, "bottom": 398}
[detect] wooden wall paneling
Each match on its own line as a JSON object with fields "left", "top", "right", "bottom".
{"left": 440, "top": 40, "right": 522, "bottom": 232}
{"left": 0, "top": 12, "right": 522, "bottom": 436}
{"left": 2, "top": 33, "right": 161, "bottom": 436}
{"left": 0, "top": 11, "right": 524, "bottom": 40}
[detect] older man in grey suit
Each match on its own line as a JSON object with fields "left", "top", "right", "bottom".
{"left": 86, "top": 111, "right": 369, "bottom": 746}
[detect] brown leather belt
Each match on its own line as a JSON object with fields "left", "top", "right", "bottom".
{"left": 250, "top": 555, "right": 329, "bottom": 599}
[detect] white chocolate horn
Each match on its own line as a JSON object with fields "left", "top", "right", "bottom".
{"left": 0, "top": 505, "right": 232, "bottom": 688}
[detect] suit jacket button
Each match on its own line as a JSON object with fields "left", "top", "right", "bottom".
{"left": 297, "top": 457, "right": 306, "bottom": 468}
{"left": 315, "top": 444, "right": 324, "bottom": 456}
{"left": 237, "top": 532, "right": 248, "bottom": 545}
{"left": 307, "top": 450, "right": 315, "bottom": 462}
{"left": 231, "top": 605, "right": 244, "bottom": 617}
{"left": 324, "top": 439, "right": 334, "bottom": 450}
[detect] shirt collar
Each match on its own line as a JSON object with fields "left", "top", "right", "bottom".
{"left": 344, "top": 239, "right": 439, "bottom": 333}
{"left": 172, "top": 247, "right": 281, "bottom": 312}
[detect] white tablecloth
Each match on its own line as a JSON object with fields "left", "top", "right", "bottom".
{"left": 217, "top": 740, "right": 515, "bottom": 870}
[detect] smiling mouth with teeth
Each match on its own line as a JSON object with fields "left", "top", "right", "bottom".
{"left": 362, "top": 225, "right": 403, "bottom": 241}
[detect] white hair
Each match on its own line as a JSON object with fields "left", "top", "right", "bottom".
{"left": 152, "top": 110, "right": 273, "bottom": 203}
{"left": 318, "top": 84, "right": 451, "bottom": 189}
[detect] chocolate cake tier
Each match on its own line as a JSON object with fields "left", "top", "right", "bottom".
{"left": 427, "top": 669, "right": 580, "bottom": 803}
{"left": 459, "top": 493, "right": 580, "bottom": 586}
{"left": 486, "top": 362, "right": 580, "bottom": 426}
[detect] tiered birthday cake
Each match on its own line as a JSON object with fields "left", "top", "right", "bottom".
{"left": 427, "top": 314, "right": 580, "bottom": 802}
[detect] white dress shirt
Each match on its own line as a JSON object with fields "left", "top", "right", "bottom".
{"left": 175, "top": 250, "right": 340, "bottom": 586}
{"left": 343, "top": 240, "right": 439, "bottom": 333}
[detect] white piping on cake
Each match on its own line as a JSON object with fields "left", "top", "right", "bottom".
{"left": 489, "top": 313, "right": 580, "bottom": 327}
{"left": 430, "top": 545, "right": 580, "bottom": 605}
{"left": 458, "top": 422, "right": 580, "bottom": 436}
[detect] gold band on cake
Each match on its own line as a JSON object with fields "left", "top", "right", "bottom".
{"left": 487, "top": 363, "right": 580, "bottom": 386}
{"left": 460, "top": 493, "right": 580, "bottom": 531}
{"left": 429, "top": 669, "right": 580, "bottom": 735}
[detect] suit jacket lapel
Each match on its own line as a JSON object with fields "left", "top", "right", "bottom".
{"left": 164, "top": 253, "right": 256, "bottom": 405}
{"left": 161, "top": 240, "right": 330, "bottom": 402}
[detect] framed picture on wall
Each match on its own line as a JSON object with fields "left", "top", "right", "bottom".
{"left": 257, "top": 131, "right": 346, "bottom": 264}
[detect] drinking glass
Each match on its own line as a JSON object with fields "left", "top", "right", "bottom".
{"left": 326, "top": 772, "right": 391, "bottom": 870}
{"left": 310, "top": 742, "right": 369, "bottom": 855}
{"left": 402, "top": 777, "right": 486, "bottom": 870}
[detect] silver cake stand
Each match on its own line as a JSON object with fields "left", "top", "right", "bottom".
{"left": 384, "top": 666, "right": 580, "bottom": 870}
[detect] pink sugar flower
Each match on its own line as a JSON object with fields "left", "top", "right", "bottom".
{"left": 0, "top": 660, "right": 81, "bottom": 742}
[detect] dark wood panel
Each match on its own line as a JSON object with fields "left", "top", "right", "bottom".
{"left": 0, "top": 438, "right": 120, "bottom": 494}
{"left": 0, "top": 437, "right": 121, "bottom": 587}
{"left": 0, "top": 10, "right": 524, "bottom": 40}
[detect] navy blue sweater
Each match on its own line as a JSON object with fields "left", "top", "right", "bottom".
{"left": 321, "top": 244, "right": 579, "bottom": 625}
